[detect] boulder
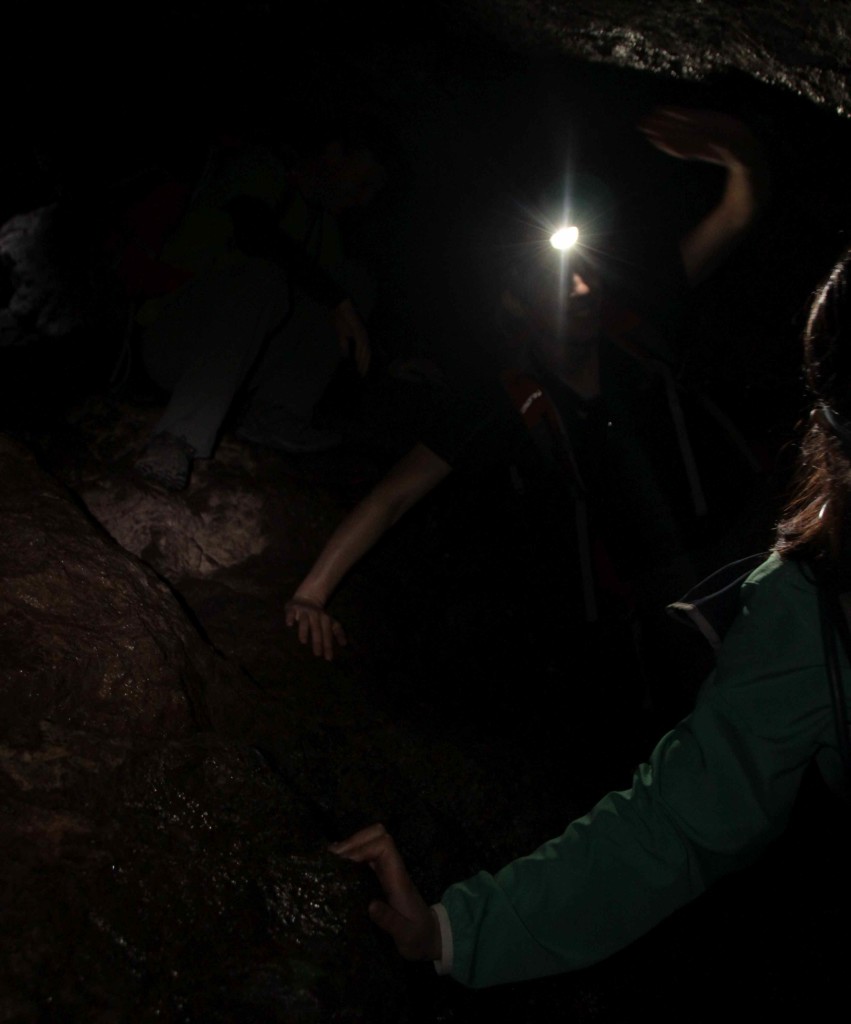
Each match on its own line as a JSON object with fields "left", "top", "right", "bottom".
{"left": 0, "top": 435, "right": 402, "bottom": 1021}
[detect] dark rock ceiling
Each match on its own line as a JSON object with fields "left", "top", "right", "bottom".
{"left": 91, "top": 1, "right": 851, "bottom": 115}
{"left": 460, "top": 1, "right": 851, "bottom": 114}
{"left": 2, "top": 3, "right": 849, "bottom": 213}
{"left": 2, "top": 2, "right": 849, "bottom": 241}
{"left": 7, "top": 2, "right": 851, "bottom": 151}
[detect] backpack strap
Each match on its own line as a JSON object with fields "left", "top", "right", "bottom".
{"left": 666, "top": 553, "right": 768, "bottom": 652}
{"left": 502, "top": 369, "right": 597, "bottom": 620}
{"left": 670, "top": 555, "right": 851, "bottom": 793}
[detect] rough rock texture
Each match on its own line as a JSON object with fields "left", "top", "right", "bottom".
{"left": 56, "top": 399, "right": 350, "bottom": 586}
{"left": 0, "top": 435, "right": 404, "bottom": 1022}
{"left": 458, "top": 0, "right": 851, "bottom": 114}
{"left": 81, "top": 446, "right": 271, "bottom": 584}
{"left": 83, "top": 473, "right": 269, "bottom": 580}
{"left": 0, "top": 434, "right": 207, "bottom": 737}
{"left": 0, "top": 726, "right": 400, "bottom": 1023}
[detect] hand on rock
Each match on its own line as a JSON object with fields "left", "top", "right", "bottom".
{"left": 330, "top": 823, "right": 442, "bottom": 962}
{"left": 285, "top": 597, "right": 347, "bottom": 660}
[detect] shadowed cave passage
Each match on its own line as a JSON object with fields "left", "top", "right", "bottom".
{"left": 2, "top": 4, "right": 851, "bottom": 1021}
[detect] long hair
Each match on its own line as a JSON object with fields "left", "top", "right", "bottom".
{"left": 775, "top": 248, "right": 851, "bottom": 582}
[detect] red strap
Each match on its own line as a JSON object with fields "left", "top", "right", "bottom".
{"left": 501, "top": 368, "right": 561, "bottom": 431}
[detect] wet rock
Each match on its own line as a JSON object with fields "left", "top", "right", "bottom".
{"left": 0, "top": 433, "right": 208, "bottom": 738}
{"left": 0, "top": 434, "right": 406, "bottom": 1020}
{"left": 1, "top": 729, "right": 404, "bottom": 1022}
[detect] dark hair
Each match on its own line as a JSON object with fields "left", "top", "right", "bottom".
{"left": 775, "top": 248, "right": 851, "bottom": 580}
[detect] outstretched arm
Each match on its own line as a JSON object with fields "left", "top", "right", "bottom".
{"left": 333, "top": 560, "right": 832, "bottom": 987}
{"left": 286, "top": 443, "right": 452, "bottom": 659}
{"left": 638, "top": 107, "right": 770, "bottom": 287}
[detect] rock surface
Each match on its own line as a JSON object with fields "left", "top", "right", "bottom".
{"left": 459, "top": 0, "right": 851, "bottom": 114}
{"left": 0, "top": 434, "right": 404, "bottom": 1021}
{"left": 0, "top": 434, "right": 206, "bottom": 738}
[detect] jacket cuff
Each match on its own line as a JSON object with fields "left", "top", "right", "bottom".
{"left": 431, "top": 903, "right": 453, "bottom": 975}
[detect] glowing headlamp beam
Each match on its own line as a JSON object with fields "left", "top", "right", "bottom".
{"left": 550, "top": 226, "right": 579, "bottom": 251}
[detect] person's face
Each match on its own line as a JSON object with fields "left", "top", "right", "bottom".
{"left": 563, "top": 264, "right": 604, "bottom": 340}
{"left": 318, "top": 143, "right": 387, "bottom": 212}
{"left": 525, "top": 258, "right": 604, "bottom": 344}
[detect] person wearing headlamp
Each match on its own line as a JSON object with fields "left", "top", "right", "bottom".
{"left": 285, "top": 106, "right": 769, "bottom": 663}
{"left": 329, "top": 245, "right": 851, "bottom": 990}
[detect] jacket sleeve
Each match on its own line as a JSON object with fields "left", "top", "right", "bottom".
{"left": 441, "top": 556, "right": 836, "bottom": 987}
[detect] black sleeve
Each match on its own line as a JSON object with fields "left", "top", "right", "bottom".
{"left": 227, "top": 195, "right": 347, "bottom": 309}
{"left": 418, "top": 381, "right": 527, "bottom": 473}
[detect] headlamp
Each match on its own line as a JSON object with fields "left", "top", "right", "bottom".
{"left": 549, "top": 226, "right": 579, "bottom": 251}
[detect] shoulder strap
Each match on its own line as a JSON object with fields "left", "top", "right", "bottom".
{"left": 671, "top": 556, "right": 851, "bottom": 794}
{"left": 666, "top": 553, "right": 768, "bottom": 652}
{"left": 500, "top": 368, "right": 599, "bottom": 622}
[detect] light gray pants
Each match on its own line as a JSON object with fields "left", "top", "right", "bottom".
{"left": 141, "top": 257, "right": 353, "bottom": 458}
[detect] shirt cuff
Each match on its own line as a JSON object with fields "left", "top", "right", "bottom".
{"left": 431, "top": 903, "right": 453, "bottom": 976}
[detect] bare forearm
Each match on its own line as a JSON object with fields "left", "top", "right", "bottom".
{"left": 681, "top": 159, "right": 769, "bottom": 286}
{"left": 293, "top": 444, "right": 452, "bottom": 607}
{"left": 293, "top": 490, "right": 410, "bottom": 605}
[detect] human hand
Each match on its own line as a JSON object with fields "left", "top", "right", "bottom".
{"left": 332, "top": 298, "right": 371, "bottom": 376}
{"left": 329, "top": 823, "right": 442, "bottom": 962}
{"left": 638, "top": 106, "right": 762, "bottom": 172}
{"left": 285, "top": 596, "right": 347, "bottom": 660}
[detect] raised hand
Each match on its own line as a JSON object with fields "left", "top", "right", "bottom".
{"left": 638, "top": 106, "right": 762, "bottom": 171}
{"left": 639, "top": 107, "right": 769, "bottom": 285}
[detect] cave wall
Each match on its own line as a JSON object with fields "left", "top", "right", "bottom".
{"left": 3, "top": 3, "right": 851, "bottom": 1020}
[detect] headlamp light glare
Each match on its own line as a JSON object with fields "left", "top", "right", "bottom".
{"left": 550, "top": 226, "right": 579, "bottom": 251}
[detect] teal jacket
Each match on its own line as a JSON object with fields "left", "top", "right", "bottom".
{"left": 440, "top": 552, "right": 849, "bottom": 987}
